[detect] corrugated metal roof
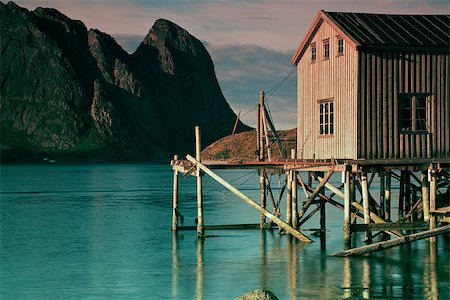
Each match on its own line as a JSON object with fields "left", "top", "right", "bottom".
{"left": 292, "top": 11, "right": 449, "bottom": 64}
{"left": 325, "top": 12, "right": 449, "bottom": 47}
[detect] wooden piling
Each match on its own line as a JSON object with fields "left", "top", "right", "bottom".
{"left": 429, "top": 169, "right": 436, "bottom": 243}
{"left": 260, "top": 170, "right": 266, "bottom": 228}
{"left": 286, "top": 170, "right": 292, "bottom": 226}
{"left": 385, "top": 172, "right": 391, "bottom": 222}
{"left": 186, "top": 155, "right": 313, "bottom": 242}
{"left": 195, "top": 126, "right": 204, "bottom": 237}
{"left": 399, "top": 171, "right": 405, "bottom": 220}
{"left": 421, "top": 171, "right": 430, "bottom": 222}
{"left": 361, "top": 172, "right": 372, "bottom": 243}
{"left": 171, "top": 154, "right": 179, "bottom": 231}
{"left": 344, "top": 169, "right": 351, "bottom": 246}
{"left": 291, "top": 149, "right": 298, "bottom": 228}
{"left": 379, "top": 171, "right": 385, "bottom": 219}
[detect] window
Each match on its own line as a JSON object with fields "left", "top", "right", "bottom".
{"left": 400, "top": 94, "right": 428, "bottom": 132}
{"left": 323, "top": 39, "right": 330, "bottom": 60}
{"left": 319, "top": 99, "right": 334, "bottom": 135}
{"left": 311, "top": 43, "right": 316, "bottom": 62}
{"left": 337, "top": 36, "right": 344, "bottom": 55}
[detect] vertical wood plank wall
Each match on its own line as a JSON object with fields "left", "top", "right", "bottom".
{"left": 297, "top": 21, "right": 358, "bottom": 159}
{"left": 357, "top": 50, "right": 449, "bottom": 159}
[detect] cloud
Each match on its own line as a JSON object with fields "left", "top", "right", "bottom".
{"left": 207, "top": 44, "right": 297, "bottom": 129}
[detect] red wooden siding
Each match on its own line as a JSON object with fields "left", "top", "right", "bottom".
{"left": 357, "top": 50, "right": 449, "bottom": 159}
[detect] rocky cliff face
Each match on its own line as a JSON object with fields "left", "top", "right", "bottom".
{"left": 0, "top": 1, "right": 250, "bottom": 162}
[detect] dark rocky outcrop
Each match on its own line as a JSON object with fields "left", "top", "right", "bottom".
{"left": 235, "top": 289, "right": 279, "bottom": 300}
{"left": 0, "top": 1, "right": 250, "bottom": 162}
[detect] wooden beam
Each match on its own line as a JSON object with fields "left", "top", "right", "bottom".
{"left": 298, "top": 171, "right": 334, "bottom": 219}
{"left": 331, "top": 225, "right": 450, "bottom": 257}
{"left": 186, "top": 154, "right": 313, "bottom": 243}
{"left": 351, "top": 221, "right": 429, "bottom": 232}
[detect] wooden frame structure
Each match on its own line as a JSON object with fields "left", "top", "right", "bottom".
{"left": 170, "top": 106, "right": 449, "bottom": 253}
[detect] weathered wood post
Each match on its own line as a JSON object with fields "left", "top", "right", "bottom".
{"left": 343, "top": 167, "right": 351, "bottom": 247}
{"left": 398, "top": 171, "right": 405, "bottom": 220}
{"left": 291, "top": 149, "right": 298, "bottom": 228}
{"left": 319, "top": 171, "right": 326, "bottom": 247}
{"left": 421, "top": 170, "right": 430, "bottom": 222}
{"left": 171, "top": 154, "right": 179, "bottom": 231}
{"left": 379, "top": 171, "right": 385, "bottom": 219}
{"left": 195, "top": 126, "right": 204, "bottom": 237}
{"left": 258, "top": 91, "right": 266, "bottom": 228}
{"left": 260, "top": 169, "right": 266, "bottom": 228}
{"left": 429, "top": 168, "right": 436, "bottom": 243}
{"left": 385, "top": 172, "right": 391, "bottom": 222}
{"left": 286, "top": 170, "right": 292, "bottom": 227}
{"left": 361, "top": 171, "right": 372, "bottom": 243}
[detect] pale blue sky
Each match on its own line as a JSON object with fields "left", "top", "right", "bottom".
{"left": 15, "top": 0, "right": 450, "bottom": 129}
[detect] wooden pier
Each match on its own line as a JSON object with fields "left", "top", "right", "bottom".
{"left": 170, "top": 97, "right": 449, "bottom": 254}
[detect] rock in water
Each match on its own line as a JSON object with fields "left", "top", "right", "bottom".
{"left": 0, "top": 1, "right": 250, "bottom": 162}
{"left": 235, "top": 289, "right": 279, "bottom": 300}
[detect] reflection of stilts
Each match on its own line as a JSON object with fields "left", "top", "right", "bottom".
{"left": 286, "top": 236, "right": 298, "bottom": 300}
{"left": 196, "top": 238, "right": 204, "bottom": 300}
{"left": 424, "top": 242, "right": 439, "bottom": 300}
{"left": 343, "top": 258, "right": 351, "bottom": 299}
{"left": 362, "top": 260, "right": 370, "bottom": 299}
{"left": 171, "top": 232, "right": 179, "bottom": 299}
{"left": 260, "top": 230, "right": 267, "bottom": 289}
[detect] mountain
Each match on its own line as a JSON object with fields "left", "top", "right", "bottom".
{"left": 0, "top": 1, "right": 250, "bottom": 162}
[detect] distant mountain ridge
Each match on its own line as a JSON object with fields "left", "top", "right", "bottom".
{"left": 0, "top": 1, "right": 250, "bottom": 162}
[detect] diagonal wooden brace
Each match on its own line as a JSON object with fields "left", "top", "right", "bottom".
{"left": 186, "top": 154, "right": 312, "bottom": 243}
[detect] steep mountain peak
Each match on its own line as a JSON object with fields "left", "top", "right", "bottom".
{"left": 1, "top": 2, "right": 250, "bottom": 162}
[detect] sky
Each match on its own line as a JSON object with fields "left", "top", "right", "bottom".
{"left": 15, "top": 0, "right": 449, "bottom": 129}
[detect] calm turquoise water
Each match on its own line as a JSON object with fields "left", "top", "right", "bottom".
{"left": 1, "top": 164, "right": 449, "bottom": 299}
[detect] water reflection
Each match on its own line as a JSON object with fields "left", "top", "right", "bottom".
{"left": 171, "top": 232, "right": 179, "bottom": 300}
{"left": 196, "top": 238, "right": 204, "bottom": 300}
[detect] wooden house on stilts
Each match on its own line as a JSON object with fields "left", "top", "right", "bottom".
{"left": 291, "top": 11, "right": 450, "bottom": 248}
{"left": 171, "top": 11, "right": 449, "bottom": 254}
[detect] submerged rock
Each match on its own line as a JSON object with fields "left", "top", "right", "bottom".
{"left": 235, "top": 289, "right": 279, "bottom": 300}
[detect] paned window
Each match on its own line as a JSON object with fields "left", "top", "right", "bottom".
{"left": 323, "top": 39, "right": 330, "bottom": 60}
{"left": 337, "top": 36, "right": 344, "bottom": 55}
{"left": 311, "top": 43, "right": 316, "bottom": 62}
{"left": 400, "top": 94, "right": 428, "bottom": 132}
{"left": 319, "top": 99, "right": 334, "bottom": 135}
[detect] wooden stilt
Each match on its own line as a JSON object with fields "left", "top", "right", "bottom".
{"left": 260, "top": 169, "right": 266, "bottom": 228}
{"left": 171, "top": 154, "right": 179, "bottom": 231}
{"left": 379, "top": 171, "right": 385, "bottom": 219}
{"left": 195, "top": 126, "right": 204, "bottom": 237}
{"left": 361, "top": 172, "right": 372, "bottom": 243}
{"left": 320, "top": 177, "right": 326, "bottom": 248}
{"left": 344, "top": 169, "right": 351, "bottom": 247}
{"left": 385, "top": 172, "right": 391, "bottom": 222}
{"left": 291, "top": 149, "right": 298, "bottom": 228}
{"left": 405, "top": 171, "right": 412, "bottom": 224}
{"left": 429, "top": 168, "right": 437, "bottom": 243}
{"left": 186, "top": 155, "right": 313, "bottom": 242}
{"left": 314, "top": 175, "right": 403, "bottom": 237}
{"left": 421, "top": 171, "right": 430, "bottom": 222}
{"left": 286, "top": 170, "right": 292, "bottom": 226}
{"left": 399, "top": 171, "right": 405, "bottom": 220}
